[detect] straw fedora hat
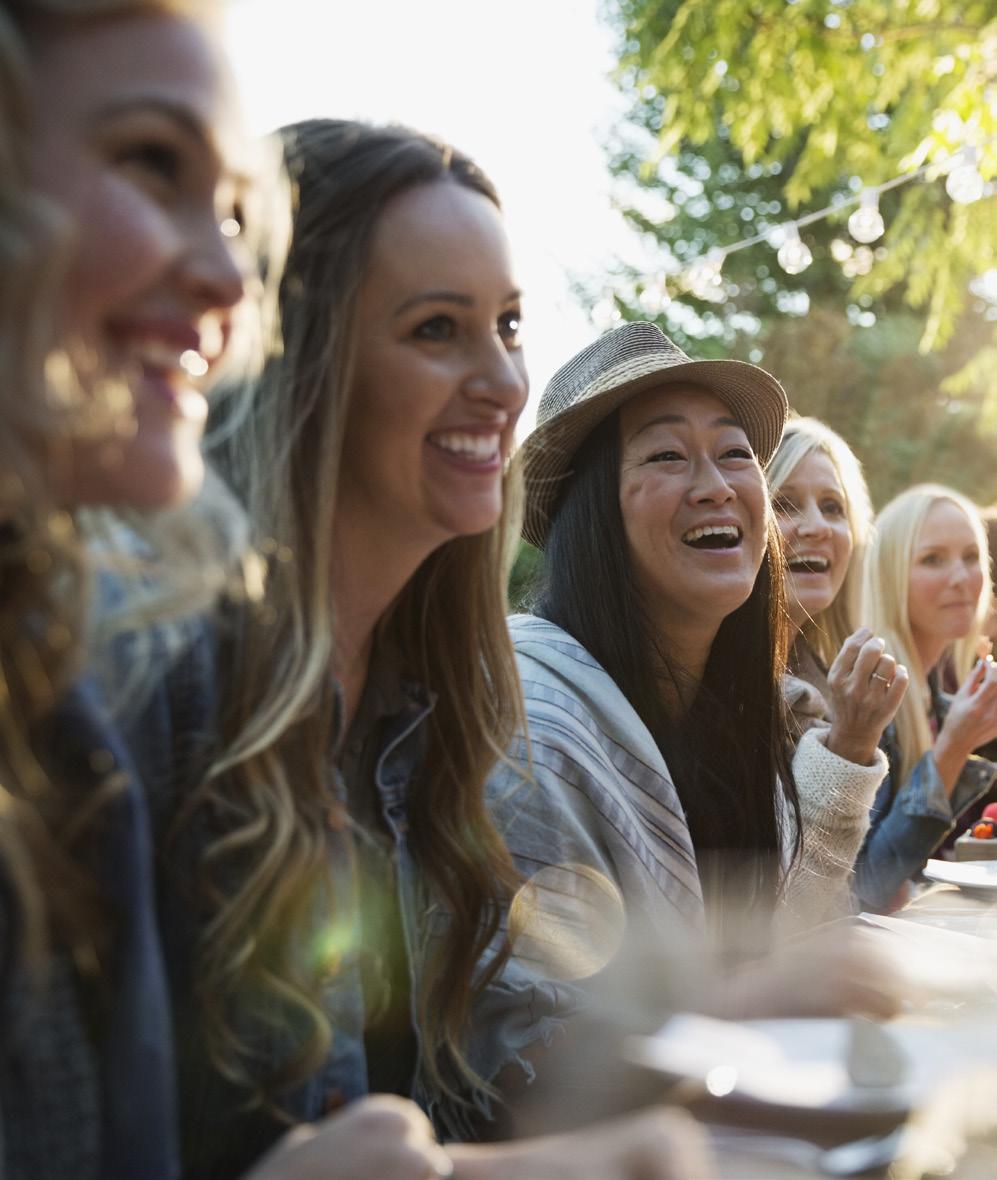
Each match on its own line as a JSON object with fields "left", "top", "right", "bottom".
{"left": 520, "top": 321, "right": 789, "bottom": 549}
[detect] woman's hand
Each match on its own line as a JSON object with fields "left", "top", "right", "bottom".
{"left": 448, "top": 1108, "right": 713, "bottom": 1179}
{"left": 249, "top": 1096, "right": 713, "bottom": 1180}
{"left": 825, "top": 627, "right": 908, "bottom": 766}
{"left": 704, "top": 925, "right": 904, "bottom": 1022}
{"left": 245, "top": 1095, "right": 453, "bottom": 1180}
{"left": 933, "top": 658, "right": 997, "bottom": 793}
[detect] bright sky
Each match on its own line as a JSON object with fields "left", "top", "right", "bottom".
{"left": 225, "top": 0, "right": 635, "bottom": 433}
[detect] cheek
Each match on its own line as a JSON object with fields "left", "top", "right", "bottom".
{"left": 970, "top": 567, "right": 986, "bottom": 603}
{"left": 620, "top": 475, "right": 669, "bottom": 544}
{"left": 833, "top": 523, "right": 854, "bottom": 567}
{"left": 907, "top": 571, "right": 936, "bottom": 621}
{"left": 63, "top": 180, "right": 174, "bottom": 331}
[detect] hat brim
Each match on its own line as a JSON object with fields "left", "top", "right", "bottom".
{"left": 520, "top": 357, "right": 788, "bottom": 550}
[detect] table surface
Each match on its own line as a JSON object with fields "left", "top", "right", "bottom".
{"left": 707, "top": 883, "right": 997, "bottom": 1179}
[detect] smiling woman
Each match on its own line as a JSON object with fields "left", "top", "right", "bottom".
{"left": 855, "top": 484, "right": 997, "bottom": 910}
{"left": 486, "top": 325, "right": 920, "bottom": 984}
{"left": 23, "top": 0, "right": 250, "bottom": 508}
{"left": 0, "top": 2, "right": 260, "bottom": 1176}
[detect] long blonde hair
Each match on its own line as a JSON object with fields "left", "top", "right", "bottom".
{"left": 0, "top": 0, "right": 263, "bottom": 974}
{"left": 863, "top": 484, "right": 991, "bottom": 783}
{"left": 194, "top": 120, "right": 524, "bottom": 1109}
{"left": 767, "top": 415, "right": 873, "bottom": 666}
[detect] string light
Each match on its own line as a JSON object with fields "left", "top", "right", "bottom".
{"left": 847, "top": 189, "right": 885, "bottom": 243}
{"left": 665, "top": 138, "right": 994, "bottom": 307}
{"left": 686, "top": 249, "right": 725, "bottom": 301}
{"left": 946, "top": 147, "right": 985, "bottom": 204}
{"left": 776, "top": 225, "right": 813, "bottom": 274}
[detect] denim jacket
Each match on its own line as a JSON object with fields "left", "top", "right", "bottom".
{"left": 1, "top": 676, "right": 179, "bottom": 1180}
{"left": 122, "top": 625, "right": 570, "bottom": 1172}
{"left": 853, "top": 688, "right": 997, "bottom": 911}
{"left": 333, "top": 665, "right": 575, "bottom": 1142}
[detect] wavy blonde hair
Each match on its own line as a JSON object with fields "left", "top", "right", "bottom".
{"left": 0, "top": 0, "right": 267, "bottom": 974}
{"left": 862, "top": 484, "right": 991, "bottom": 784}
{"left": 191, "top": 119, "right": 526, "bottom": 1111}
{"left": 767, "top": 415, "right": 874, "bottom": 667}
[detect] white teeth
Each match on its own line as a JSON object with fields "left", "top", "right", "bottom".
{"left": 681, "top": 524, "right": 741, "bottom": 543}
{"left": 430, "top": 432, "right": 500, "bottom": 462}
{"left": 790, "top": 553, "right": 830, "bottom": 571}
{"left": 130, "top": 341, "right": 188, "bottom": 372}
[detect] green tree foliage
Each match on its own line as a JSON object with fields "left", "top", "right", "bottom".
{"left": 611, "top": 0, "right": 996, "bottom": 350}
{"left": 596, "top": 0, "right": 997, "bottom": 505}
{"left": 508, "top": 539, "right": 543, "bottom": 611}
{"left": 760, "top": 303, "right": 997, "bottom": 505}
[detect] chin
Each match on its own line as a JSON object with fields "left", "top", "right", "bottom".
{"left": 434, "top": 500, "right": 504, "bottom": 540}
{"left": 112, "top": 448, "right": 205, "bottom": 511}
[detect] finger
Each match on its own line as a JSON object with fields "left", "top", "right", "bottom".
{"left": 868, "top": 653, "right": 897, "bottom": 690}
{"left": 628, "top": 1108, "right": 715, "bottom": 1180}
{"left": 850, "top": 635, "right": 888, "bottom": 684}
{"left": 971, "top": 664, "right": 997, "bottom": 703}
{"left": 828, "top": 627, "right": 873, "bottom": 679}
{"left": 963, "top": 658, "right": 989, "bottom": 696}
{"left": 883, "top": 665, "right": 909, "bottom": 712}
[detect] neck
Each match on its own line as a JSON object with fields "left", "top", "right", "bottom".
{"left": 912, "top": 630, "right": 949, "bottom": 681}
{"left": 332, "top": 511, "right": 438, "bottom": 731}
{"left": 650, "top": 608, "right": 718, "bottom": 717}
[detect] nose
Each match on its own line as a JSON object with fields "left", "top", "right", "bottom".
{"left": 796, "top": 501, "right": 831, "bottom": 539}
{"left": 689, "top": 456, "right": 735, "bottom": 504}
{"left": 464, "top": 339, "right": 529, "bottom": 419}
{"left": 949, "top": 560, "right": 970, "bottom": 589}
{"left": 178, "top": 212, "right": 247, "bottom": 313}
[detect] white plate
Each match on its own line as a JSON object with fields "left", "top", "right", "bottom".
{"left": 923, "top": 858, "right": 997, "bottom": 896}
{"left": 625, "top": 1015, "right": 914, "bottom": 1114}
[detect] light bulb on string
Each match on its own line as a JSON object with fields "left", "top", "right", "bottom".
{"left": 847, "top": 189, "right": 885, "bottom": 243}
{"left": 638, "top": 281, "right": 671, "bottom": 315}
{"left": 946, "top": 147, "right": 985, "bottom": 204}
{"left": 776, "top": 225, "right": 813, "bottom": 275}
{"left": 686, "top": 249, "right": 725, "bottom": 301}
{"left": 830, "top": 238, "right": 853, "bottom": 262}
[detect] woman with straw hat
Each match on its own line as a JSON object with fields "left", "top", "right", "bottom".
{"left": 489, "top": 322, "right": 905, "bottom": 959}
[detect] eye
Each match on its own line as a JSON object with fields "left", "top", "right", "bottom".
{"left": 821, "top": 498, "right": 845, "bottom": 517}
{"left": 920, "top": 552, "right": 942, "bottom": 567}
{"left": 498, "top": 309, "right": 522, "bottom": 347}
{"left": 646, "top": 449, "right": 683, "bottom": 464}
{"left": 117, "top": 139, "right": 183, "bottom": 186}
{"left": 413, "top": 315, "right": 456, "bottom": 343}
{"left": 721, "top": 445, "right": 753, "bottom": 461}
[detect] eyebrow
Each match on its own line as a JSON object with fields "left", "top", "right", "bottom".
{"left": 393, "top": 288, "right": 522, "bottom": 318}
{"left": 90, "top": 96, "right": 254, "bottom": 186}
{"left": 627, "top": 412, "right": 741, "bottom": 444}
{"left": 779, "top": 482, "right": 844, "bottom": 498}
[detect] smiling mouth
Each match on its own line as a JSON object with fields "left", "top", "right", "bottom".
{"left": 681, "top": 524, "right": 742, "bottom": 550}
{"left": 787, "top": 554, "right": 830, "bottom": 574}
{"left": 428, "top": 431, "right": 501, "bottom": 465}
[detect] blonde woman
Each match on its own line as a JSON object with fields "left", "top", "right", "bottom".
{"left": 156, "top": 119, "right": 711, "bottom": 1180}
{"left": 857, "top": 484, "right": 997, "bottom": 910}
{"left": 0, "top": 1, "right": 251, "bottom": 1175}
{"left": 1, "top": 7, "right": 493, "bottom": 1180}
{"left": 766, "top": 418, "right": 907, "bottom": 914}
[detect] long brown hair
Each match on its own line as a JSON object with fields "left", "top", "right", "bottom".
{"left": 535, "top": 407, "right": 800, "bottom": 922}
{"left": 198, "top": 120, "right": 524, "bottom": 1107}
{"left": 0, "top": 0, "right": 255, "bottom": 977}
